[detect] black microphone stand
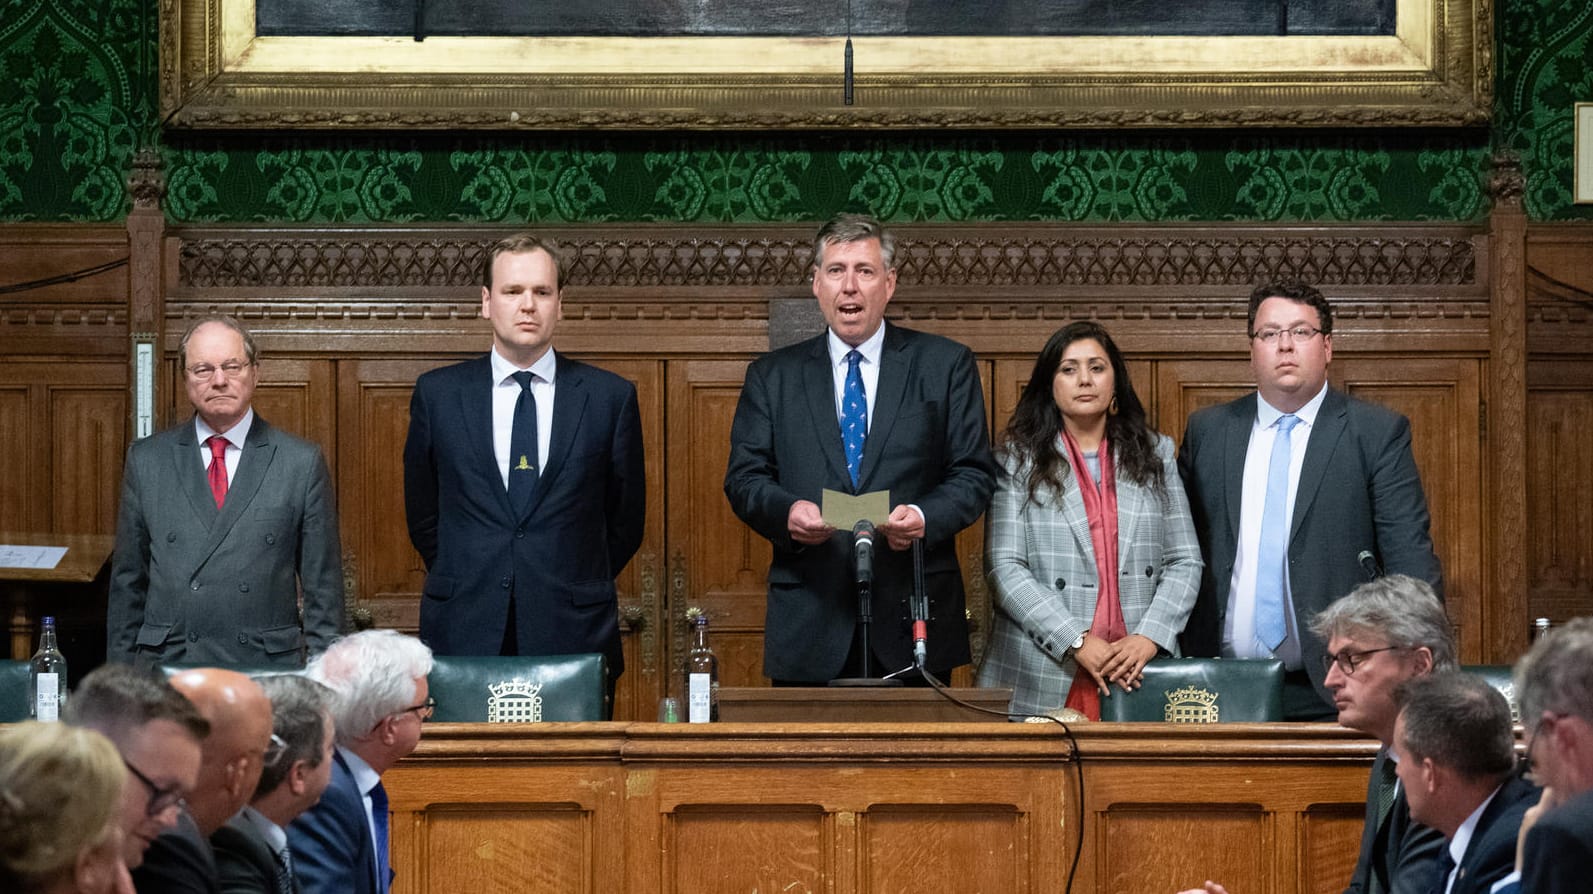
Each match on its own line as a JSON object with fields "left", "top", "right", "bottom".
{"left": 831, "top": 520, "right": 904, "bottom": 688}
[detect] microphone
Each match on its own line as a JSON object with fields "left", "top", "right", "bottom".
{"left": 911, "top": 539, "right": 928, "bottom": 668}
{"left": 853, "top": 519, "right": 875, "bottom": 589}
{"left": 1358, "top": 550, "right": 1379, "bottom": 581}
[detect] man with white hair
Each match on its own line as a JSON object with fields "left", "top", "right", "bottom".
{"left": 287, "top": 630, "right": 434, "bottom": 894}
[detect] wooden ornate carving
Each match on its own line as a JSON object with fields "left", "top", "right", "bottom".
{"left": 1488, "top": 153, "right": 1530, "bottom": 661}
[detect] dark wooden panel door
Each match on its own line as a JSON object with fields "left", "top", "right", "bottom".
{"left": 0, "top": 362, "right": 128, "bottom": 534}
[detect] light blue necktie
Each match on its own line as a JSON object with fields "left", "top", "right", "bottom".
{"left": 841, "top": 350, "right": 867, "bottom": 488}
{"left": 1255, "top": 413, "right": 1301, "bottom": 651}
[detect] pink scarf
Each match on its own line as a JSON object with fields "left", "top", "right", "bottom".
{"left": 1060, "top": 429, "right": 1127, "bottom": 720}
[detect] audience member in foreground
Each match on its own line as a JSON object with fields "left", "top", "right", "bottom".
{"left": 64, "top": 666, "right": 207, "bottom": 873}
{"left": 0, "top": 722, "right": 135, "bottom": 894}
{"left": 134, "top": 669, "right": 275, "bottom": 894}
{"left": 1391, "top": 671, "right": 1536, "bottom": 894}
{"left": 288, "top": 630, "right": 433, "bottom": 894}
{"left": 1496, "top": 617, "right": 1593, "bottom": 894}
{"left": 1177, "top": 574, "right": 1454, "bottom": 894}
{"left": 212, "top": 675, "right": 336, "bottom": 894}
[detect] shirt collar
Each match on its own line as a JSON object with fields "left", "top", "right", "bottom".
{"left": 338, "top": 746, "right": 382, "bottom": 800}
{"left": 239, "top": 805, "right": 288, "bottom": 855}
{"left": 1256, "top": 382, "right": 1328, "bottom": 429}
{"left": 827, "top": 323, "right": 886, "bottom": 369}
{"left": 1448, "top": 784, "right": 1502, "bottom": 871}
{"left": 195, "top": 407, "right": 254, "bottom": 448}
{"left": 490, "top": 346, "right": 557, "bottom": 387}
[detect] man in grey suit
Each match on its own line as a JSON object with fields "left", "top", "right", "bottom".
{"left": 724, "top": 214, "right": 997, "bottom": 684}
{"left": 1177, "top": 279, "right": 1442, "bottom": 719}
{"left": 108, "top": 315, "right": 344, "bottom": 669}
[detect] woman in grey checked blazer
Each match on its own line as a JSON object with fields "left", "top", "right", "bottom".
{"left": 976, "top": 322, "right": 1202, "bottom": 717}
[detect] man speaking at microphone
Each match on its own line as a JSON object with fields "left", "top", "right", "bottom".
{"left": 725, "top": 214, "right": 997, "bottom": 685}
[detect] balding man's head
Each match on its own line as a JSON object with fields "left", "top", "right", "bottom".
{"left": 167, "top": 669, "right": 275, "bottom": 835}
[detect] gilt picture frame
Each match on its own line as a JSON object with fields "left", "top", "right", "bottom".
{"left": 159, "top": 0, "right": 1491, "bottom": 130}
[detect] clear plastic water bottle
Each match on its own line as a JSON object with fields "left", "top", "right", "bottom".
{"left": 29, "top": 616, "right": 67, "bottom": 721}
{"left": 686, "top": 615, "right": 718, "bottom": 723}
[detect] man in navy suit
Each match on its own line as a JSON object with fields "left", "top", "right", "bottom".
{"left": 213, "top": 674, "right": 336, "bottom": 894}
{"left": 724, "top": 214, "right": 996, "bottom": 684}
{"left": 404, "top": 234, "right": 645, "bottom": 696}
{"left": 1177, "top": 279, "right": 1442, "bottom": 719}
{"left": 1495, "top": 618, "right": 1593, "bottom": 894}
{"left": 288, "top": 630, "right": 433, "bottom": 894}
{"left": 1391, "top": 671, "right": 1537, "bottom": 894}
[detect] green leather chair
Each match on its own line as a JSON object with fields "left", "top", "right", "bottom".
{"left": 427, "top": 653, "right": 607, "bottom": 723}
{"left": 1463, "top": 665, "right": 1519, "bottom": 724}
{"left": 1099, "top": 657, "right": 1285, "bottom": 723}
{"left": 0, "top": 660, "right": 32, "bottom": 722}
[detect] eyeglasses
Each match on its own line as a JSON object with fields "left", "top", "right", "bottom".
{"left": 1525, "top": 711, "right": 1569, "bottom": 780}
{"left": 1251, "top": 326, "right": 1323, "bottom": 345}
{"left": 1320, "top": 645, "right": 1404, "bottom": 676}
{"left": 263, "top": 733, "right": 288, "bottom": 767}
{"left": 184, "top": 360, "right": 253, "bottom": 379}
{"left": 123, "top": 758, "right": 186, "bottom": 817}
{"left": 398, "top": 696, "right": 436, "bottom": 721}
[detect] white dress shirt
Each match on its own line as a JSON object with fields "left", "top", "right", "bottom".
{"left": 489, "top": 347, "right": 557, "bottom": 490}
{"left": 1223, "top": 383, "right": 1329, "bottom": 670}
{"left": 196, "top": 408, "right": 254, "bottom": 486}
{"left": 827, "top": 326, "right": 884, "bottom": 432}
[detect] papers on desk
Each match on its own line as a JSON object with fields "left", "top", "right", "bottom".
{"left": 0, "top": 544, "right": 68, "bottom": 570}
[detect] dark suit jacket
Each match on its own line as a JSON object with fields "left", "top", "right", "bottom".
{"left": 1345, "top": 748, "right": 1446, "bottom": 894}
{"left": 1177, "top": 388, "right": 1442, "bottom": 704}
{"left": 724, "top": 323, "right": 997, "bottom": 681}
{"left": 1519, "top": 786, "right": 1593, "bottom": 894}
{"left": 1446, "top": 773, "right": 1539, "bottom": 894}
{"left": 133, "top": 810, "right": 221, "bottom": 894}
{"left": 287, "top": 750, "right": 380, "bottom": 894}
{"left": 212, "top": 812, "right": 298, "bottom": 894}
{"left": 108, "top": 414, "right": 344, "bottom": 669}
{"left": 404, "top": 352, "right": 645, "bottom": 673}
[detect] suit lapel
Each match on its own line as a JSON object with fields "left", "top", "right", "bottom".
{"left": 1292, "top": 388, "right": 1347, "bottom": 544}
{"left": 802, "top": 337, "right": 852, "bottom": 488}
{"left": 173, "top": 420, "right": 220, "bottom": 525}
{"left": 461, "top": 356, "right": 514, "bottom": 519}
{"left": 524, "top": 355, "right": 588, "bottom": 520}
{"left": 1221, "top": 395, "right": 1256, "bottom": 544}
{"left": 858, "top": 324, "right": 908, "bottom": 490}
{"left": 196, "top": 417, "right": 275, "bottom": 565}
{"left": 1059, "top": 470, "right": 1096, "bottom": 565}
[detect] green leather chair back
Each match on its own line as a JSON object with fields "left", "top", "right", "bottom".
{"left": 0, "top": 660, "right": 32, "bottom": 722}
{"left": 427, "top": 654, "right": 607, "bottom": 723}
{"left": 1463, "top": 665, "right": 1519, "bottom": 724}
{"left": 1099, "top": 658, "right": 1285, "bottom": 723}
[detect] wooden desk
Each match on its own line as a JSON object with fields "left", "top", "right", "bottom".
{"left": 0, "top": 532, "right": 115, "bottom": 660}
{"left": 384, "top": 722, "right": 1374, "bottom": 894}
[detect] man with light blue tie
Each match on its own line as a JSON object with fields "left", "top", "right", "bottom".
{"left": 1177, "top": 279, "right": 1443, "bottom": 719}
{"left": 724, "top": 214, "right": 997, "bottom": 685}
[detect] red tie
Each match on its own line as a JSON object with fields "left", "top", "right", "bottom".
{"left": 206, "top": 435, "right": 228, "bottom": 508}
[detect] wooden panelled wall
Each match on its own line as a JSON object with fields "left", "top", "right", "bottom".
{"left": 4, "top": 197, "right": 1592, "bottom": 720}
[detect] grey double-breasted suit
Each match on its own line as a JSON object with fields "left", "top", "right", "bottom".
{"left": 107, "top": 415, "right": 343, "bottom": 669}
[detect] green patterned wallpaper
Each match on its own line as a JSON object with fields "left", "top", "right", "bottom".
{"left": 1, "top": 0, "right": 1588, "bottom": 224}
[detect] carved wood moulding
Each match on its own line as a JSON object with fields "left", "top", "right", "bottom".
{"left": 175, "top": 225, "right": 1485, "bottom": 294}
